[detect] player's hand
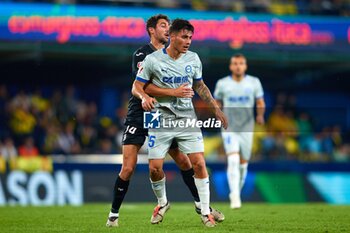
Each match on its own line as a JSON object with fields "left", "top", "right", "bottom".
{"left": 215, "top": 109, "right": 228, "bottom": 130}
{"left": 256, "top": 115, "right": 265, "bottom": 125}
{"left": 141, "top": 96, "right": 157, "bottom": 111}
{"left": 173, "top": 84, "right": 194, "bottom": 98}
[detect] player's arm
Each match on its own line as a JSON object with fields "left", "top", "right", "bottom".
{"left": 131, "top": 54, "right": 156, "bottom": 111}
{"left": 193, "top": 80, "right": 228, "bottom": 129}
{"left": 215, "top": 99, "right": 223, "bottom": 109}
{"left": 132, "top": 80, "right": 156, "bottom": 111}
{"left": 254, "top": 78, "right": 265, "bottom": 125}
{"left": 213, "top": 80, "right": 223, "bottom": 109}
{"left": 256, "top": 98, "right": 265, "bottom": 125}
{"left": 144, "top": 83, "right": 194, "bottom": 98}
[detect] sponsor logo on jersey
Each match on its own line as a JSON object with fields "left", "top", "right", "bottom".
{"left": 228, "top": 96, "right": 250, "bottom": 103}
{"left": 162, "top": 76, "right": 189, "bottom": 84}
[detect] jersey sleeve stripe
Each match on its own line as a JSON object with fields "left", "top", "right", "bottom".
{"left": 194, "top": 77, "right": 203, "bottom": 81}
{"left": 256, "top": 95, "right": 264, "bottom": 99}
{"left": 136, "top": 77, "right": 148, "bottom": 83}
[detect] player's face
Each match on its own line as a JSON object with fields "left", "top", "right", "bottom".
{"left": 230, "top": 57, "right": 247, "bottom": 77}
{"left": 154, "top": 19, "right": 170, "bottom": 44}
{"left": 173, "top": 29, "right": 192, "bottom": 53}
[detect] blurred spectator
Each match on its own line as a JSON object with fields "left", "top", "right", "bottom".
{"left": 297, "top": 112, "right": 312, "bottom": 135}
{"left": 231, "top": 0, "right": 245, "bottom": 12}
{"left": 191, "top": 0, "right": 208, "bottom": 11}
{"left": 304, "top": 133, "right": 330, "bottom": 161}
{"left": 55, "top": 85, "right": 78, "bottom": 124}
{"left": 331, "top": 125, "right": 342, "bottom": 147}
{"left": 155, "top": 0, "right": 180, "bottom": 8}
{"left": 309, "top": 0, "right": 341, "bottom": 15}
{"left": 333, "top": 144, "right": 350, "bottom": 162}
{"left": 97, "top": 138, "right": 117, "bottom": 154}
{"left": 0, "top": 137, "right": 18, "bottom": 160}
{"left": 57, "top": 121, "right": 78, "bottom": 155}
{"left": 9, "top": 94, "right": 37, "bottom": 143}
{"left": 0, "top": 85, "right": 348, "bottom": 162}
{"left": 247, "top": 0, "right": 270, "bottom": 13}
{"left": 321, "top": 127, "right": 334, "bottom": 155}
{"left": 30, "top": 88, "right": 49, "bottom": 115}
{"left": 267, "top": 105, "right": 286, "bottom": 132}
{"left": 78, "top": 125, "right": 98, "bottom": 153}
{"left": 284, "top": 135, "right": 299, "bottom": 158}
{"left": 0, "top": 85, "right": 10, "bottom": 139}
{"left": 42, "top": 124, "right": 60, "bottom": 155}
{"left": 270, "top": 0, "right": 298, "bottom": 15}
{"left": 18, "top": 137, "right": 39, "bottom": 157}
{"left": 10, "top": 90, "right": 31, "bottom": 111}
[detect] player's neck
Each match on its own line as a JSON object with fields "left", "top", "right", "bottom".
{"left": 165, "top": 46, "right": 181, "bottom": 60}
{"left": 232, "top": 74, "right": 244, "bottom": 82}
{"left": 150, "top": 39, "right": 165, "bottom": 50}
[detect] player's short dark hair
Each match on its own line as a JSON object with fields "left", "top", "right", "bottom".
{"left": 146, "top": 14, "right": 170, "bottom": 36}
{"left": 231, "top": 53, "right": 246, "bottom": 60}
{"left": 169, "top": 19, "right": 194, "bottom": 35}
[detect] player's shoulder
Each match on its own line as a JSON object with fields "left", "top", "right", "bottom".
{"left": 245, "top": 74, "right": 261, "bottom": 82}
{"left": 145, "top": 49, "right": 163, "bottom": 62}
{"left": 133, "top": 44, "right": 154, "bottom": 57}
{"left": 216, "top": 75, "right": 231, "bottom": 84}
{"left": 185, "top": 50, "right": 200, "bottom": 60}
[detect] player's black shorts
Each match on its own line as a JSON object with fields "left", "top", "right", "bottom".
{"left": 122, "top": 125, "right": 148, "bottom": 146}
{"left": 122, "top": 125, "right": 178, "bottom": 149}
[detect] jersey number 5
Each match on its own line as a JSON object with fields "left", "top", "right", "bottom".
{"left": 148, "top": 135, "right": 156, "bottom": 148}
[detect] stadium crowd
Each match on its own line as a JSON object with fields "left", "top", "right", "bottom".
{"left": 0, "top": 84, "right": 349, "bottom": 162}
{"left": 0, "top": 84, "right": 124, "bottom": 159}
{"left": 5, "top": 0, "right": 350, "bottom": 16}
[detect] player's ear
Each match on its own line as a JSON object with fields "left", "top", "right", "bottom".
{"left": 148, "top": 27, "right": 155, "bottom": 35}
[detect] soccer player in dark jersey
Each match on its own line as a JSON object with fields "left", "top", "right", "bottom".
{"left": 106, "top": 14, "right": 224, "bottom": 227}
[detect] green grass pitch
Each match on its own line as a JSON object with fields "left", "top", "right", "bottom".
{"left": 1, "top": 203, "right": 349, "bottom": 232}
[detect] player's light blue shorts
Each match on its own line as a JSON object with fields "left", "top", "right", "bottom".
{"left": 221, "top": 131, "right": 254, "bottom": 161}
{"left": 147, "top": 108, "right": 204, "bottom": 159}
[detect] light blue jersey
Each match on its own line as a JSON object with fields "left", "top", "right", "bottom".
{"left": 214, "top": 75, "right": 264, "bottom": 131}
{"left": 136, "top": 48, "right": 202, "bottom": 117}
{"left": 136, "top": 48, "right": 205, "bottom": 158}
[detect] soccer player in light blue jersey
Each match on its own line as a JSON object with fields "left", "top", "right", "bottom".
{"left": 214, "top": 54, "right": 266, "bottom": 209}
{"left": 133, "top": 19, "right": 228, "bottom": 227}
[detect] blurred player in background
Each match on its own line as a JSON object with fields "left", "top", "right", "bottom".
{"left": 214, "top": 54, "right": 265, "bottom": 209}
{"left": 106, "top": 14, "right": 223, "bottom": 227}
{"left": 133, "top": 18, "right": 228, "bottom": 227}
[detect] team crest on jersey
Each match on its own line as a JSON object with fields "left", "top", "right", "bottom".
{"left": 185, "top": 65, "right": 192, "bottom": 74}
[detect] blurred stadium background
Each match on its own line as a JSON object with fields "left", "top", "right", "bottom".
{"left": 0, "top": 0, "right": 350, "bottom": 208}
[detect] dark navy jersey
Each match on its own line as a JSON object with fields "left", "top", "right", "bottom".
{"left": 124, "top": 43, "right": 157, "bottom": 127}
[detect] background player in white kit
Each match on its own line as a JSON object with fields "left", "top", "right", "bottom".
{"left": 134, "top": 19, "right": 228, "bottom": 227}
{"left": 214, "top": 54, "right": 266, "bottom": 209}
